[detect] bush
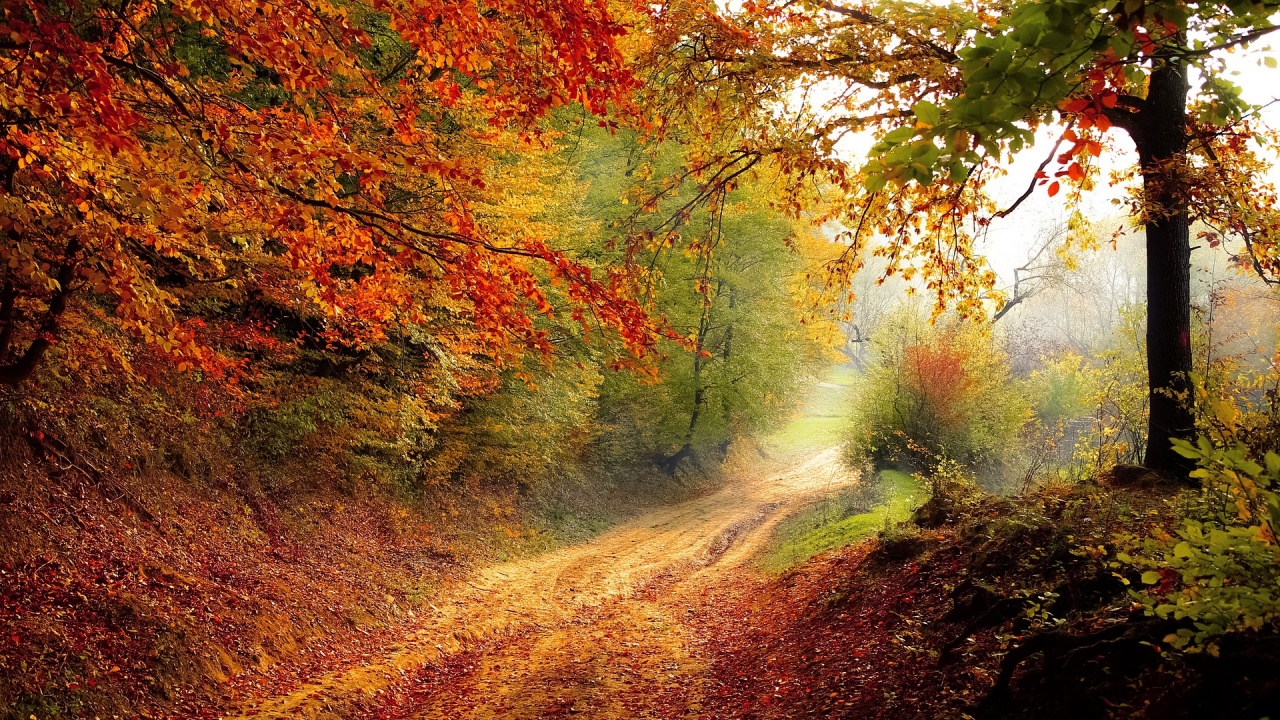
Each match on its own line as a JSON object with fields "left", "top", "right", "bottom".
{"left": 845, "top": 313, "right": 1032, "bottom": 471}
{"left": 1071, "top": 304, "right": 1150, "bottom": 475}
{"left": 1120, "top": 438, "right": 1280, "bottom": 652}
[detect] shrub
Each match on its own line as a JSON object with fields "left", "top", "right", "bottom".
{"left": 1062, "top": 304, "right": 1151, "bottom": 476}
{"left": 1118, "top": 357, "right": 1280, "bottom": 652}
{"left": 1120, "top": 438, "right": 1280, "bottom": 652}
{"left": 845, "top": 313, "right": 1032, "bottom": 471}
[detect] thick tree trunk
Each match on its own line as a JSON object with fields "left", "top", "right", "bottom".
{"left": 1141, "top": 184, "right": 1195, "bottom": 474}
{"left": 1134, "top": 60, "right": 1196, "bottom": 476}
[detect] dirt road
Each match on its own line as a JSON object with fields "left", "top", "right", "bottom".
{"left": 227, "top": 446, "right": 855, "bottom": 719}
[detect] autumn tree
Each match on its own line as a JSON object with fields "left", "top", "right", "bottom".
{"left": 846, "top": 310, "right": 1031, "bottom": 470}
{"left": 0, "top": 0, "right": 654, "bottom": 397}
{"left": 639, "top": 0, "right": 1280, "bottom": 474}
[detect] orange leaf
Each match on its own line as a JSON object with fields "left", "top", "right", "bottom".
{"left": 1062, "top": 98, "right": 1090, "bottom": 113}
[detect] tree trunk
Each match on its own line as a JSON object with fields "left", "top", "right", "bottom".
{"left": 662, "top": 290, "right": 713, "bottom": 475}
{"left": 0, "top": 238, "right": 80, "bottom": 387}
{"left": 1134, "top": 59, "right": 1196, "bottom": 476}
{"left": 718, "top": 286, "right": 736, "bottom": 459}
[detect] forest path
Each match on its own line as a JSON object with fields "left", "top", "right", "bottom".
{"left": 227, "top": 446, "right": 855, "bottom": 719}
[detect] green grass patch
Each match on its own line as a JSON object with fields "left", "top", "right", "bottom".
{"left": 765, "top": 364, "right": 857, "bottom": 454}
{"left": 758, "top": 469, "right": 926, "bottom": 573}
{"left": 766, "top": 412, "right": 852, "bottom": 451}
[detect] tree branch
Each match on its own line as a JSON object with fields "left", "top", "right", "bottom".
{"left": 102, "top": 55, "right": 196, "bottom": 120}
{"left": 1171, "top": 24, "right": 1280, "bottom": 58}
{"left": 995, "top": 123, "right": 1073, "bottom": 218}
{"left": 812, "top": 0, "right": 960, "bottom": 63}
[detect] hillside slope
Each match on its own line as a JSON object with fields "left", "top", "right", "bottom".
{"left": 691, "top": 484, "right": 1280, "bottom": 720}
{"left": 0, "top": 427, "right": 709, "bottom": 719}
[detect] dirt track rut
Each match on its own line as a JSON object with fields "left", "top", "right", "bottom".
{"left": 228, "top": 446, "right": 855, "bottom": 719}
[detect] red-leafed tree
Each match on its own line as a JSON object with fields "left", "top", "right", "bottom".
{"left": 0, "top": 0, "right": 656, "bottom": 392}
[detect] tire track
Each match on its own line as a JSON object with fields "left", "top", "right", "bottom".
{"left": 224, "top": 446, "right": 855, "bottom": 719}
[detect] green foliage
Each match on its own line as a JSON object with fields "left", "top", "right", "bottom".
{"left": 920, "top": 456, "right": 982, "bottom": 504}
{"left": 1120, "top": 438, "right": 1280, "bottom": 652}
{"left": 576, "top": 128, "right": 831, "bottom": 469}
{"left": 1061, "top": 304, "right": 1150, "bottom": 477}
{"left": 247, "top": 386, "right": 347, "bottom": 460}
{"left": 425, "top": 362, "right": 602, "bottom": 494}
{"left": 866, "top": 0, "right": 1279, "bottom": 187}
{"left": 1028, "top": 352, "right": 1094, "bottom": 428}
{"left": 1190, "top": 355, "right": 1280, "bottom": 460}
{"left": 759, "top": 470, "right": 926, "bottom": 572}
{"left": 845, "top": 312, "right": 1032, "bottom": 470}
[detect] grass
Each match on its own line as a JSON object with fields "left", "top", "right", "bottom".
{"left": 758, "top": 469, "right": 927, "bottom": 573}
{"left": 765, "top": 364, "right": 858, "bottom": 454}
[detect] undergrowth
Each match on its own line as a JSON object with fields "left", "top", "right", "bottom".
{"left": 758, "top": 469, "right": 926, "bottom": 573}
{"left": 699, "top": 479, "right": 1235, "bottom": 720}
{"left": 0, "top": 415, "right": 722, "bottom": 719}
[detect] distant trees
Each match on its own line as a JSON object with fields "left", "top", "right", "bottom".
{"left": 639, "top": 0, "right": 1280, "bottom": 474}
{"left": 846, "top": 313, "right": 1031, "bottom": 472}
{"left": 1, "top": 0, "right": 842, "bottom": 496}
{"left": 577, "top": 130, "right": 832, "bottom": 473}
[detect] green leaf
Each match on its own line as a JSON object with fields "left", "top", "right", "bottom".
{"left": 1141, "top": 570, "right": 1162, "bottom": 585}
{"left": 913, "top": 100, "right": 941, "bottom": 127}
{"left": 882, "top": 126, "right": 916, "bottom": 144}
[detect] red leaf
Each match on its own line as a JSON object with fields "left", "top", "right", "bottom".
{"left": 1047, "top": 181, "right": 1060, "bottom": 197}
{"left": 1061, "top": 98, "right": 1090, "bottom": 113}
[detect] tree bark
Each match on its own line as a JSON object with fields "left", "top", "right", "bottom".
{"left": 718, "top": 285, "right": 736, "bottom": 459}
{"left": 1133, "top": 59, "right": 1196, "bottom": 476}
{"left": 661, "top": 287, "right": 714, "bottom": 474}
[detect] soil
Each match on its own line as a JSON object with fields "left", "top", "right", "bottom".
{"left": 222, "top": 447, "right": 857, "bottom": 719}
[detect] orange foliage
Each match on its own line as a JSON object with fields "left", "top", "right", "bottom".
{"left": 903, "top": 339, "right": 976, "bottom": 431}
{"left": 0, "top": 0, "right": 655, "bottom": 392}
